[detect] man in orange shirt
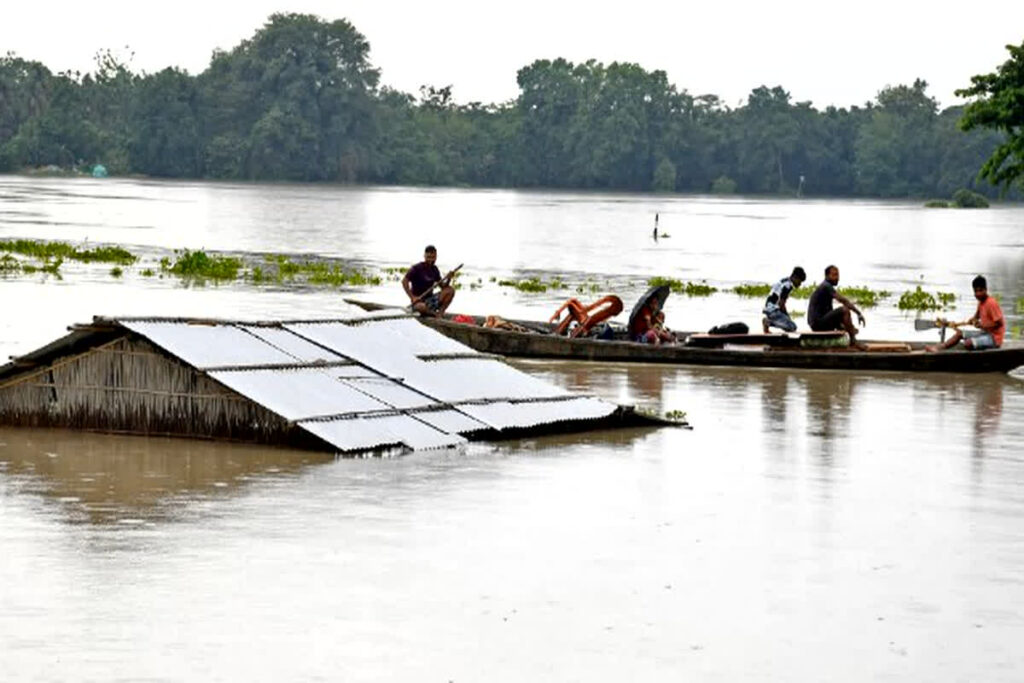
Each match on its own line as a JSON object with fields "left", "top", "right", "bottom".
{"left": 926, "top": 275, "right": 1005, "bottom": 352}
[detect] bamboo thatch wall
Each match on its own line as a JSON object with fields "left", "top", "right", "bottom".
{"left": 0, "top": 334, "right": 322, "bottom": 449}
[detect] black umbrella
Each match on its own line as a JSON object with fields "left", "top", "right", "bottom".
{"left": 628, "top": 285, "right": 671, "bottom": 331}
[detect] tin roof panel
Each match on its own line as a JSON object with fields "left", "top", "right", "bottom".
{"left": 357, "top": 318, "right": 477, "bottom": 356}
{"left": 415, "top": 409, "right": 490, "bottom": 434}
{"left": 208, "top": 368, "right": 390, "bottom": 421}
{"left": 398, "top": 358, "right": 569, "bottom": 403}
{"left": 340, "top": 377, "right": 435, "bottom": 410}
{"left": 284, "top": 320, "right": 476, "bottom": 371}
{"left": 459, "top": 397, "right": 615, "bottom": 430}
{"left": 239, "top": 326, "right": 345, "bottom": 364}
{"left": 123, "top": 321, "right": 296, "bottom": 368}
{"left": 301, "top": 414, "right": 465, "bottom": 452}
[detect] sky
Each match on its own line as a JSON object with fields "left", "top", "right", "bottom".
{"left": 3, "top": 0, "right": 1023, "bottom": 109}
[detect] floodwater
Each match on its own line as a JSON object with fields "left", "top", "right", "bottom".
{"left": 1, "top": 176, "right": 1023, "bottom": 681}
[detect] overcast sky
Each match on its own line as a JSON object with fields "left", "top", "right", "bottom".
{"left": 4, "top": 1, "right": 1023, "bottom": 109}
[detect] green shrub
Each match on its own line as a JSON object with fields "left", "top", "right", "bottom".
{"left": 924, "top": 200, "right": 950, "bottom": 208}
{"left": 952, "top": 189, "right": 989, "bottom": 208}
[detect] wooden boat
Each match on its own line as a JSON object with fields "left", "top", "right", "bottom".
{"left": 344, "top": 300, "right": 1024, "bottom": 374}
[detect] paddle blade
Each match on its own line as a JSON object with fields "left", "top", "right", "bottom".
{"left": 914, "top": 319, "right": 939, "bottom": 331}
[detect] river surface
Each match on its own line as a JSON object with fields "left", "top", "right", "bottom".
{"left": 1, "top": 176, "right": 1023, "bottom": 681}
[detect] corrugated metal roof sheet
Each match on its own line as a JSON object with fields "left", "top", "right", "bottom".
{"left": 459, "top": 398, "right": 615, "bottom": 430}
{"left": 414, "top": 409, "right": 490, "bottom": 434}
{"left": 399, "top": 358, "right": 569, "bottom": 403}
{"left": 285, "top": 320, "right": 476, "bottom": 366}
{"left": 300, "top": 414, "right": 466, "bottom": 452}
{"left": 239, "top": 326, "right": 344, "bottom": 364}
{"left": 340, "top": 377, "right": 435, "bottom": 410}
{"left": 122, "top": 321, "right": 298, "bottom": 368}
{"left": 208, "top": 368, "right": 390, "bottom": 421}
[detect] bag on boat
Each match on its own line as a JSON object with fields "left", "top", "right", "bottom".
{"left": 707, "top": 322, "right": 749, "bottom": 335}
{"left": 591, "top": 323, "right": 615, "bottom": 340}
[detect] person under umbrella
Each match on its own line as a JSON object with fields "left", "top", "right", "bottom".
{"left": 628, "top": 285, "right": 675, "bottom": 344}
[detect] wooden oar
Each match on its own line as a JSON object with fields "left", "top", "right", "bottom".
{"left": 407, "top": 263, "right": 463, "bottom": 312}
{"left": 914, "top": 317, "right": 965, "bottom": 343}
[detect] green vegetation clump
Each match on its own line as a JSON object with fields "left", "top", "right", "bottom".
{"left": 498, "top": 277, "right": 547, "bottom": 293}
{"left": 664, "top": 409, "right": 687, "bottom": 421}
{"left": 166, "top": 249, "right": 241, "bottom": 280}
{"left": 952, "top": 189, "right": 989, "bottom": 208}
{"left": 837, "top": 286, "right": 890, "bottom": 308}
{"left": 897, "top": 286, "right": 956, "bottom": 311}
{"left": 648, "top": 276, "right": 718, "bottom": 297}
{"left": 0, "top": 254, "right": 21, "bottom": 272}
{"left": 732, "top": 283, "right": 771, "bottom": 298}
{"left": 110, "top": 266, "right": 123, "bottom": 277}
{"left": 924, "top": 200, "right": 950, "bottom": 208}
{"left": 0, "top": 239, "right": 136, "bottom": 264}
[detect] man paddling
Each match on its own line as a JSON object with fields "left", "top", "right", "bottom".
{"left": 926, "top": 275, "right": 1005, "bottom": 352}
{"left": 807, "top": 265, "right": 867, "bottom": 349}
{"left": 402, "top": 245, "right": 456, "bottom": 316}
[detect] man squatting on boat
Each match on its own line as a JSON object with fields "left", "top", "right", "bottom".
{"left": 402, "top": 245, "right": 456, "bottom": 317}
{"left": 762, "top": 266, "right": 806, "bottom": 333}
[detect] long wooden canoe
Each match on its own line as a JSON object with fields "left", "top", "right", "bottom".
{"left": 345, "top": 300, "right": 1024, "bottom": 374}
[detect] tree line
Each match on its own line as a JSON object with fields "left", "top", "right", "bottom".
{"left": 0, "top": 13, "right": 1020, "bottom": 198}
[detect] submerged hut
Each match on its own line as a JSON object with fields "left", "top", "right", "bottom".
{"left": 0, "top": 312, "right": 666, "bottom": 456}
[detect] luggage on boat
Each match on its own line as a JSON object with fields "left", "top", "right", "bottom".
{"left": 707, "top": 322, "right": 749, "bottom": 335}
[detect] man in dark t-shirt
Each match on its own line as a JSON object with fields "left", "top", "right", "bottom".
{"left": 402, "top": 245, "right": 455, "bottom": 316}
{"left": 807, "top": 264, "right": 867, "bottom": 348}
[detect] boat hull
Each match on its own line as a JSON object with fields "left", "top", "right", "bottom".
{"left": 346, "top": 301, "right": 1024, "bottom": 373}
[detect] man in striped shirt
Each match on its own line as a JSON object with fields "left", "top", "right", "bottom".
{"left": 762, "top": 267, "right": 806, "bottom": 333}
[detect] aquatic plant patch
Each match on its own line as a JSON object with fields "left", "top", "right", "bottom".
{"left": 498, "top": 277, "right": 548, "bottom": 293}
{"left": 0, "top": 239, "right": 136, "bottom": 265}
{"left": 648, "top": 277, "right": 718, "bottom": 297}
{"left": 897, "top": 286, "right": 956, "bottom": 311}
{"left": 165, "top": 250, "right": 242, "bottom": 280}
{"left": 837, "top": 286, "right": 890, "bottom": 308}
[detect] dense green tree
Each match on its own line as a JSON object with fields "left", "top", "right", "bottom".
{"left": 735, "top": 86, "right": 801, "bottom": 193}
{"left": 129, "top": 68, "right": 200, "bottom": 177}
{"left": 855, "top": 80, "right": 939, "bottom": 196}
{"left": 196, "top": 12, "right": 379, "bottom": 180}
{"left": 956, "top": 40, "right": 1024, "bottom": 190}
{"left": 0, "top": 54, "right": 52, "bottom": 169}
{"left": 516, "top": 58, "right": 585, "bottom": 186}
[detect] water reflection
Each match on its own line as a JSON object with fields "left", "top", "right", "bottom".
{"left": 0, "top": 428, "right": 334, "bottom": 525}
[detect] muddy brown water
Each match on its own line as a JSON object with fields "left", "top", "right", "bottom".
{"left": 1, "top": 176, "right": 1023, "bottom": 680}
